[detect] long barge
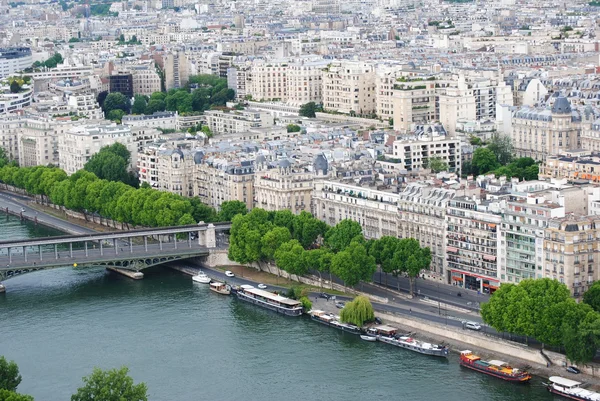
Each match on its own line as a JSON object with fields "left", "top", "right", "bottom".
{"left": 459, "top": 350, "right": 531, "bottom": 382}
{"left": 235, "top": 284, "right": 303, "bottom": 316}
{"left": 546, "top": 376, "right": 600, "bottom": 400}
{"left": 309, "top": 310, "right": 362, "bottom": 335}
{"left": 366, "top": 325, "right": 449, "bottom": 358}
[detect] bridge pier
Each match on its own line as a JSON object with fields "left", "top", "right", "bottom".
{"left": 39, "top": 245, "right": 42, "bottom": 261}
{"left": 206, "top": 224, "right": 216, "bottom": 248}
{"left": 0, "top": 283, "right": 5, "bottom": 293}
{"left": 100, "top": 241, "right": 103, "bottom": 256}
{"left": 69, "top": 243, "right": 73, "bottom": 258}
{"left": 144, "top": 237, "right": 148, "bottom": 251}
{"left": 23, "top": 246, "right": 27, "bottom": 262}
{"left": 84, "top": 242, "right": 88, "bottom": 257}
{"left": 8, "top": 248, "right": 11, "bottom": 264}
{"left": 106, "top": 267, "right": 143, "bottom": 280}
{"left": 54, "top": 244, "right": 58, "bottom": 259}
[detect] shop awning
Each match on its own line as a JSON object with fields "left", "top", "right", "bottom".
{"left": 452, "top": 276, "right": 463, "bottom": 281}
{"left": 447, "top": 246, "right": 458, "bottom": 253}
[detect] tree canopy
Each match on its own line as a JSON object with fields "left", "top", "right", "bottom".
{"left": 340, "top": 295, "right": 375, "bottom": 327}
{"left": 0, "top": 389, "right": 33, "bottom": 401}
{"left": 584, "top": 281, "right": 600, "bottom": 313}
{"left": 325, "top": 219, "right": 363, "bottom": 253}
{"left": 217, "top": 200, "right": 248, "bottom": 221}
{"left": 0, "top": 357, "right": 21, "bottom": 392}
{"left": 84, "top": 143, "right": 138, "bottom": 187}
{"left": 299, "top": 102, "right": 322, "bottom": 118}
{"left": 331, "top": 240, "right": 376, "bottom": 288}
{"left": 71, "top": 367, "right": 147, "bottom": 401}
{"left": 481, "top": 278, "right": 600, "bottom": 364}
{"left": 102, "top": 92, "right": 130, "bottom": 116}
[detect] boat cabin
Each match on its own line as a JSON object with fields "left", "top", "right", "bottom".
{"left": 460, "top": 350, "right": 480, "bottom": 362}
{"left": 367, "top": 325, "right": 397, "bottom": 337}
{"left": 549, "top": 376, "right": 583, "bottom": 389}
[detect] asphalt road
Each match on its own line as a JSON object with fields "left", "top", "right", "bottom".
{"left": 0, "top": 191, "right": 95, "bottom": 235}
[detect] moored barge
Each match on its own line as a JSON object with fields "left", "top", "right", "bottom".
{"left": 236, "top": 285, "right": 303, "bottom": 316}
{"left": 459, "top": 350, "right": 531, "bottom": 382}
{"left": 366, "top": 325, "right": 449, "bottom": 358}
{"left": 309, "top": 310, "right": 362, "bottom": 335}
{"left": 546, "top": 376, "right": 600, "bottom": 400}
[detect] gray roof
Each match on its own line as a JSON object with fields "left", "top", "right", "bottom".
{"left": 552, "top": 96, "right": 572, "bottom": 114}
{"left": 313, "top": 153, "right": 328, "bottom": 173}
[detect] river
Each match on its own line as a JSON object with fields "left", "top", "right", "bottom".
{"left": 0, "top": 214, "right": 557, "bottom": 401}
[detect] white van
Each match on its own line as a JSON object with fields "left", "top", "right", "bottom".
{"left": 464, "top": 321, "right": 482, "bottom": 331}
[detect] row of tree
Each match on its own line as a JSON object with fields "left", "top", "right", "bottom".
{"left": 0, "top": 356, "right": 147, "bottom": 401}
{"left": 31, "top": 53, "right": 63, "bottom": 69}
{"left": 228, "top": 209, "right": 431, "bottom": 294}
{"left": 481, "top": 278, "right": 600, "bottom": 364}
{"left": 0, "top": 163, "right": 245, "bottom": 227}
{"left": 102, "top": 74, "right": 235, "bottom": 120}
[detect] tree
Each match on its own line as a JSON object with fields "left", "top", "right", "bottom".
{"left": 340, "top": 295, "right": 374, "bottom": 327}
{"left": 584, "top": 281, "right": 600, "bottom": 312}
{"left": 299, "top": 296, "right": 312, "bottom": 311}
{"left": 369, "top": 236, "right": 401, "bottom": 286}
{"left": 0, "top": 148, "right": 8, "bottom": 168}
{"left": 292, "top": 211, "right": 327, "bottom": 249}
{"left": 84, "top": 143, "right": 136, "bottom": 187}
{"left": 471, "top": 147, "right": 499, "bottom": 175}
{"left": 228, "top": 209, "right": 273, "bottom": 264}
{"left": 325, "top": 219, "right": 363, "bottom": 253}
{"left": 131, "top": 95, "right": 147, "bottom": 114}
{"left": 286, "top": 124, "right": 301, "bottom": 133}
{"left": 274, "top": 239, "right": 306, "bottom": 275}
{"left": 102, "top": 92, "right": 130, "bottom": 115}
{"left": 0, "top": 357, "right": 21, "bottom": 392}
{"left": 71, "top": 367, "right": 147, "bottom": 401}
{"left": 331, "top": 240, "right": 376, "bottom": 288}
{"left": 144, "top": 99, "right": 165, "bottom": 114}
{"left": 393, "top": 238, "right": 431, "bottom": 296}
{"left": 0, "top": 389, "right": 33, "bottom": 401}
{"left": 217, "top": 200, "right": 247, "bottom": 221}
{"left": 425, "top": 157, "right": 448, "bottom": 173}
{"left": 9, "top": 81, "right": 20, "bottom": 94}
{"left": 487, "top": 134, "right": 513, "bottom": 165}
{"left": 107, "top": 109, "right": 125, "bottom": 122}
{"left": 299, "top": 102, "right": 320, "bottom": 118}
{"left": 261, "top": 227, "right": 291, "bottom": 260}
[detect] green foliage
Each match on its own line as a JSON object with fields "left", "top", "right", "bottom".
{"left": 131, "top": 95, "right": 147, "bottom": 114}
{"left": 584, "top": 281, "right": 600, "bottom": 312}
{"left": 0, "top": 389, "right": 33, "bottom": 401}
{"left": 274, "top": 239, "right": 307, "bottom": 275}
{"left": 340, "top": 295, "right": 374, "bottom": 327}
{"left": 286, "top": 124, "right": 301, "bottom": 133}
{"left": 217, "top": 200, "right": 247, "bottom": 221}
{"left": 0, "top": 164, "right": 216, "bottom": 227}
{"left": 68, "top": 37, "right": 80, "bottom": 43}
{"left": 102, "top": 92, "right": 130, "bottom": 115}
{"left": 486, "top": 134, "right": 513, "bottom": 165}
{"left": 331, "top": 240, "right": 376, "bottom": 288}
{"left": 228, "top": 209, "right": 273, "bottom": 264}
{"left": 299, "top": 296, "right": 312, "bottom": 311}
{"left": 84, "top": 143, "right": 137, "bottom": 187}
{"left": 471, "top": 147, "right": 500, "bottom": 175}
{"left": 107, "top": 109, "right": 125, "bottom": 122}
{"left": 89, "top": 3, "right": 118, "bottom": 16}
{"left": 0, "top": 357, "right": 21, "bottom": 392}
{"left": 292, "top": 211, "right": 328, "bottom": 248}
{"left": 71, "top": 367, "right": 147, "bottom": 401}
{"left": 492, "top": 157, "right": 538, "bottom": 181}
{"left": 261, "top": 226, "right": 291, "bottom": 260}
{"left": 325, "top": 219, "right": 363, "bottom": 253}
{"left": 9, "top": 81, "right": 20, "bottom": 94}
{"left": 481, "top": 278, "right": 600, "bottom": 363}
{"left": 32, "top": 53, "right": 63, "bottom": 69}
{"left": 0, "top": 148, "right": 7, "bottom": 168}
{"left": 425, "top": 156, "right": 448, "bottom": 173}
{"left": 144, "top": 99, "right": 165, "bottom": 114}
{"left": 299, "top": 102, "right": 322, "bottom": 118}
{"left": 286, "top": 285, "right": 308, "bottom": 300}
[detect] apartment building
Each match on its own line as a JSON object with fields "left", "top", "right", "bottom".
{"left": 313, "top": 180, "right": 399, "bottom": 239}
{"left": 322, "top": 61, "right": 376, "bottom": 115}
{"left": 157, "top": 148, "right": 195, "bottom": 197}
{"left": 109, "top": 73, "right": 134, "bottom": 98}
{"left": 500, "top": 195, "right": 564, "bottom": 284}
{"left": 163, "top": 51, "right": 189, "bottom": 90}
{"left": 137, "top": 142, "right": 161, "bottom": 188}
{"left": 539, "top": 152, "right": 600, "bottom": 182}
{"left": 375, "top": 69, "right": 398, "bottom": 123}
{"left": 66, "top": 94, "right": 104, "bottom": 120}
{"left": 392, "top": 79, "right": 437, "bottom": 131}
{"left": 286, "top": 61, "right": 326, "bottom": 106}
{"left": 389, "top": 125, "right": 461, "bottom": 173}
{"left": 245, "top": 61, "right": 288, "bottom": 102}
{"left": 543, "top": 215, "right": 600, "bottom": 298}
{"left": 16, "top": 117, "right": 72, "bottom": 167}
{"left": 194, "top": 156, "right": 255, "bottom": 211}
{"left": 254, "top": 157, "right": 313, "bottom": 214}
{"left": 58, "top": 124, "right": 137, "bottom": 175}
{"left": 511, "top": 96, "right": 582, "bottom": 161}
{"left": 398, "top": 183, "right": 456, "bottom": 275}
{"left": 130, "top": 64, "right": 162, "bottom": 96}
{"left": 446, "top": 197, "right": 502, "bottom": 293}
{"left": 0, "top": 86, "right": 33, "bottom": 115}
{"left": 123, "top": 112, "right": 177, "bottom": 130}
{"left": 204, "top": 109, "right": 273, "bottom": 135}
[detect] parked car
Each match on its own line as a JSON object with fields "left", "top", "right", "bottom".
{"left": 567, "top": 366, "right": 581, "bottom": 374}
{"left": 457, "top": 292, "right": 462, "bottom": 297}
{"left": 335, "top": 301, "right": 345, "bottom": 309}
{"left": 374, "top": 317, "right": 383, "bottom": 324}
{"left": 319, "top": 292, "right": 331, "bottom": 300}
{"left": 20, "top": 207, "right": 25, "bottom": 212}
{"left": 257, "top": 283, "right": 267, "bottom": 289}
{"left": 463, "top": 321, "right": 482, "bottom": 331}
{"left": 225, "top": 271, "right": 235, "bottom": 277}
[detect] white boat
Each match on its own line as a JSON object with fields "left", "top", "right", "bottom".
{"left": 210, "top": 281, "right": 231, "bottom": 295}
{"left": 360, "top": 335, "right": 377, "bottom": 342}
{"left": 546, "top": 376, "right": 600, "bottom": 400}
{"left": 192, "top": 272, "right": 211, "bottom": 284}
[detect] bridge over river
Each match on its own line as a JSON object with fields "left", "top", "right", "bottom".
{"left": 0, "top": 222, "right": 231, "bottom": 281}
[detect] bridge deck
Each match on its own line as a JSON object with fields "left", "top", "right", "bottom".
{"left": 0, "top": 222, "right": 231, "bottom": 249}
